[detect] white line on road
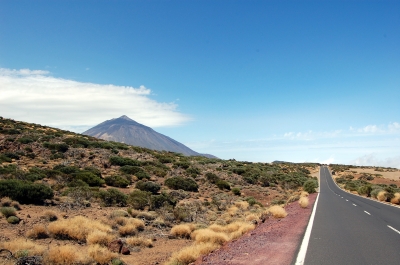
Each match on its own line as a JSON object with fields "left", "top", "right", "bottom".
{"left": 388, "top": 225, "right": 400, "bottom": 235}
{"left": 295, "top": 193, "right": 320, "bottom": 265}
{"left": 364, "top": 211, "right": 371, "bottom": 215}
{"left": 346, "top": 199, "right": 349, "bottom": 201}
{"left": 353, "top": 204, "right": 357, "bottom": 206}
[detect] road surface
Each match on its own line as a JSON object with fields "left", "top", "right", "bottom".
{"left": 304, "top": 166, "right": 400, "bottom": 264}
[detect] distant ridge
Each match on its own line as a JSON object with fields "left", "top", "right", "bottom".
{"left": 83, "top": 115, "right": 217, "bottom": 158}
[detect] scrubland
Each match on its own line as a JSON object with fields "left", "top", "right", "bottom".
{"left": 0, "top": 117, "right": 319, "bottom": 264}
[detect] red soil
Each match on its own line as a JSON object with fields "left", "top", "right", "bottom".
{"left": 195, "top": 193, "right": 317, "bottom": 265}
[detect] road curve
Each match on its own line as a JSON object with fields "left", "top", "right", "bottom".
{"left": 304, "top": 166, "right": 400, "bottom": 265}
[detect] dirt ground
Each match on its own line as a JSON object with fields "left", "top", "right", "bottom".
{"left": 194, "top": 193, "right": 317, "bottom": 265}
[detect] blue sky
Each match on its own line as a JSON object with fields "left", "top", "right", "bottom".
{"left": 1, "top": 1, "right": 399, "bottom": 167}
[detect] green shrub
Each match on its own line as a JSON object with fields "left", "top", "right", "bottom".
{"left": 0, "top": 154, "right": 12, "bottom": 163}
{"left": 110, "top": 156, "right": 141, "bottom": 166}
{"left": 98, "top": 188, "right": 127, "bottom": 207}
{"left": 186, "top": 167, "right": 201, "bottom": 176}
{"left": 216, "top": 180, "right": 230, "bottom": 190}
{"left": 165, "top": 176, "right": 198, "bottom": 192}
{"left": 0, "top": 179, "right": 53, "bottom": 204}
{"left": 232, "top": 168, "right": 246, "bottom": 175}
{"left": 18, "top": 137, "right": 35, "bottom": 144}
{"left": 7, "top": 216, "right": 20, "bottom": 224}
{"left": 105, "top": 175, "right": 130, "bottom": 188}
{"left": 232, "top": 187, "right": 241, "bottom": 196}
{"left": 358, "top": 185, "right": 372, "bottom": 196}
{"left": 119, "top": 165, "right": 143, "bottom": 175}
{"left": 205, "top": 173, "right": 220, "bottom": 184}
{"left": 128, "top": 190, "right": 150, "bottom": 210}
{"left": 303, "top": 179, "right": 318, "bottom": 194}
{"left": 135, "top": 171, "right": 150, "bottom": 180}
{"left": 53, "top": 165, "right": 80, "bottom": 175}
{"left": 43, "top": 142, "right": 69, "bottom": 152}
{"left": 74, "top": 172, "right": 105, "bottom": 187}
{"left": 150, "top": 192, "right": 176, "bottom": 209}
{"left": 136, "top": 181, "right": 161, "bottom": 194}
{"left": 245, "top": 197, "right": 261, "bottom": 206}
{"left": 0, "top": 207, "right": 16, "bottom": 217}
{"left": 173, "top": 161, "right": 191, "bottom": 169}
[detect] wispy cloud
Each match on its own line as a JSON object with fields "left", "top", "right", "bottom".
{"left": 350, "top": 153, "right": 400, "bottom": 169}
{"left": 350, "top": 122, "right": 400, "bottom": 135}
{"left": 0, "top": 68, "right": 190, "bottom": 132}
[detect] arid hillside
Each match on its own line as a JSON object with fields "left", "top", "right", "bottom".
{"left": 0, "top": 117, "right": 319, "bottom": 265}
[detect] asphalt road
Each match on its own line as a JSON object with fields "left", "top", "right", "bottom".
{"left": 304, "top": 166, "right": 400, "bottom": 265}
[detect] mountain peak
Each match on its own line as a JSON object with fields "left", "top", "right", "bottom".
{"left": 118, "top": 115, "right": 133, "bottom": 121}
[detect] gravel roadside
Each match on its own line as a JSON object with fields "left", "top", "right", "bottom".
{"left": 194, "top": 193, "right": 318, "bottom": 265}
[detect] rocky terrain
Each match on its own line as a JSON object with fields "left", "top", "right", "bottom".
{"left": 0, "top": 116, "right": 319, "bottom": 265}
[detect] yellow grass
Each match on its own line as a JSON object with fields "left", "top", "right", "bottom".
{"left": 245, "top": 213, "right": 258, "bottom": 222}
{"left": 126, "top": 236, "right": 153, "bottom": 248}
{"left": 377, "top": 191, "right": 387, "bottom": 202}
{"left": 390, "top": 192, "right": 400, "bottom": 204}
{"left": 235, "top": 201, "right": 249, "bottom": 210}
{"left": 26, "top": 224, "right": 49, "bottom": 239}
{"left": 0, "top": 196, "right": 12, "bottom": 207}
{"left": 166, "top": 242, "right": 220, "bottom": 265}
{"left": 268, "top": 205, "right": 288, "bottom": 218}
{"left": 300, "top": 191, "right": 309, "bottom": 197}
{"left": 171, "top": 223, "right": 196, "bottom": 238}
{"left": 87, "top": 230, "right": 115, "bottom": 246}
{"left": 48, "top": 215, "right": 112, "bottom": 242}
{"left": 227, "top": 206, "right": 239, "bottom": 216}
{"left": 88, "top": 244, "right": 118, "bottom": 265}
{"left": 42, "top": 210, "right": 58, "bottom": 221}
{"left": 299, "top": 197, "right": 309, "bottom": 208}
{"left": 191, "top": 228, "right": 229, "bottom": 245}
{"left": 118, "top": 224, "right": 137, "bottom": 236}
{"left": 0, "top": 238, "right": 46, "bottom": 256}
{"left": 45, "top": 245, "right": 90, "bottom": 265}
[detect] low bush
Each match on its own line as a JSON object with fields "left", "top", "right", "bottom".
{"left": 205, "top": 173, "right": 219, "bottom": 184}
{"left": 166, "top": 242, "right": 219, "bottom": 265}
{"left": 99, "top": 188, "right": 127, "bottom": 206}
{"left": 232, "top": 187, "right": 241, "bottom": 196}
{"left": 136, "top": 181, "right": 161, "bottom": 194}
{"left": 110, "top": 156, "right": 141, "bottom": 167}
{"left": 150, "top": 192, "right": 176, "bottom": 209}
{"left": 87, "top": 231, "right": 115, "bottom": 246}
{"left": 0, "top": 179, "right": 53, "bottom": 204}
{"left": 74, "top": 171, "right": 105, "bottom": 187}
{"left": 170, "top": 223, "right": 196, "bottom": 238}
{"left": 128, "top": 190, "right": 151, "bottom": 210}
{"left": 0, "top": 207, "right": 16, "bottom": 218}
{"left": 105, "top": 175, "right": 130, "bottom": 188}
{"left": 45, "top": 245, "right": 90, "bottom": 265}
{"left": 216, "top": 180, "right": 230, "bottom": 190}
{"left": 7, "top": 216, "right": 20, "bottom": 224}
{"left": 165, "top": 176, "right": 198, "bottom": 192}
{"left": 303, "top": 179, "right": 318, "bottom": 193}
{"left": 88, "top": 244, "right": 118, "bottom": 264}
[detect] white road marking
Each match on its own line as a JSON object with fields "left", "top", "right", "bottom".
{"left": 364, "top": 211, "right": 371, "bottom": 215}
{"left": 346, "top": 199, "right": 349, "bottom": 201}
{"left": 295, "top": 193, "right": 320, "bottom": 265}
{"left": 353, "top": 204, "right": 357, "bottom": 206}
{"left": 388, "top": 225, "right": 400, "bottom": 235}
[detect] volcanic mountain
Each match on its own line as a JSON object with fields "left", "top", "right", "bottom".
{"left": 83, "top": 115, "right": 215, "bottom": 158}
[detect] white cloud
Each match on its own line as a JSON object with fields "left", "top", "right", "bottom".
{"left": 0, "top": 68, "right": 190, "bottom": 132}
{"left": 350, "top": 153, "right": 400, "bottom": 169}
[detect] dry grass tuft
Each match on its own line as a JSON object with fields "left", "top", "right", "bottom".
{"left": 45, "top": 245, "right": 90, "bottom": 265}
{"left": 48, "top": 215, "right": 112, "bottom": 242}
{"left": 118, "top": 224, "right": 137, "bottom": 236}
{"left": 166, "top": 242, "right": 220, "bottom": 265}
{"left": 88, "top": 244, "right": 118, "bottom": 265}
{"left": 0, "top": 197, "right": 12, "bottom": 207}
{"left": 87, "top": 230, "right": 115, "bottom": 246}
{"left": 26, "top": 224, "right": 49, "bottom": 239}
{"left": 245, "top": 213, "right": 258, "bottom": 222}
{"left": 377, "top": 191, "right": 387, "bottom": 202}
{"left": 42, "top": 210, "right": 58, "bottom": 221}
{"left": 171, "top": 223, "right": 196, "bottom": 238}
{"left": 126, "top": 236, "right": 153, "bottom": 248}
{"left": 299, "top": 196, "right": 309, "bottom": 208}
{"left": 0, "top": 238, "right": 46, "bottom": 256}
{"left": 268, "top": 205, "right": 288, "bottom": 218}
{"left": 191, "top": 229, "right": 229, "bottom": 245}
{"left": 227, "top": 206, "right": 239, "bottom": 216}
{"left": 235, "top": 201, "right": 249, "bottom": 210}
{"left": 390, "top": 193, "right": 400, "bottom": 204}
{"left": 300, "top": 191, "right": 309, "bottom": 197}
